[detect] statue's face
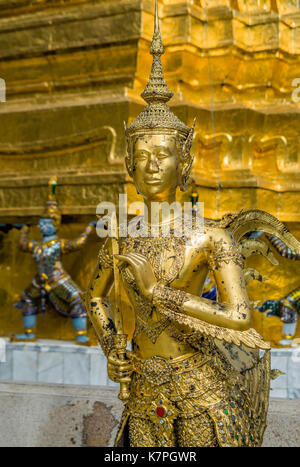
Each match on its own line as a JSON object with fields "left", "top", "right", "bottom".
{"left": 38, "top": 218, "right": 56, "bottom": 237}
{"left": 132, "top": 134, "right": 180, "bottom": 199}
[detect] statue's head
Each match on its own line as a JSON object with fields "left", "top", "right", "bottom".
{"left": 125, "top": 0, "right": 195, "bottom": 199}
{"left": 38, "top": 217, "right": 57, "bottom": 237}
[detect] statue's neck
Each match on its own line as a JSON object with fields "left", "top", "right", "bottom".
{"left": 143, "top": 193, "right": 178, "bottom": 226}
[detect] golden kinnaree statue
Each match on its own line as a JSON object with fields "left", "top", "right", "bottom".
{"left": 87, "top": 1, "right": 300, "bottom": 447}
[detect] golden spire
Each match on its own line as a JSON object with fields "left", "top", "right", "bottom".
{"left": 126, "top": 0, "right": 190, "bottom": 138}
{"left": 141, "top": 0, "right": 173, "bottom": 105}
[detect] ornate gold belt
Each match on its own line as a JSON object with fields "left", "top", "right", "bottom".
{"left": 130, "top": 351, "right": 209, "bottom": 386}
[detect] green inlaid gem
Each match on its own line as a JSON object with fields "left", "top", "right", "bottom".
{"left": 224, "top": 409, "right": 228, "bottom": 415}
{"left": 235, "top": 435, "right": 239, "bottom": 440}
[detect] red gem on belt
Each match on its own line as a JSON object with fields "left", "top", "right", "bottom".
{"left": 156, "top": 407, "right": 166, "bottom": 417}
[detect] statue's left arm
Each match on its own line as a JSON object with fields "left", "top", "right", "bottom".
{"left": 116, "top": 229, "right": 252, "bottom": 332}
{"left": 60, "top": 223, "right": 95, "bottom": 254}
{"left": 155, "top": 230, "right": 252, "bottom": 331}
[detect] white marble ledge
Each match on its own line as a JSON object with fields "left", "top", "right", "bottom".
{"left": 0, "top": 339, "right": 299, "bottom": 397}
{"left": 0, "top": 338, "right": 117, "bottom": 388}
{"left": 269, "top": 347, "right": 300, "bottom": 399}
{"left": 5, "top": 338, "right": 102, "bottom": 354}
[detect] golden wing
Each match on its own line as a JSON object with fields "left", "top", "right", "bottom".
{"left": 161, "top": 307, "right": 270, "bottom": 350}
{"left": 223, "top": 209, "right": 300, "bottom": 252}
{"left": 238, "top": 350, "right": 271, "bottom": 446}
{"left": 222, "top": 209, "right": 300, "bottom": 287}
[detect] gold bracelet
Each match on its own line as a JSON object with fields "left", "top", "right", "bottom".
{"left": 208, "top": 245, "right": 244, "bottom": 271}
{"left": 152, "top": 283, "right": 188, "bottom": 314}
{"left": 98, "top": 245, "right": 114, "bottom": 269}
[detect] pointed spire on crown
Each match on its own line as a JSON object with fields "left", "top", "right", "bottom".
{"left": 141, "top": 0, "right": 173, "bottom": 104}
{"left": 125, "top": 0, "right": 191, "bottom": 138}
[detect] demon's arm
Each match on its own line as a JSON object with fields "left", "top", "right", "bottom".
{"left": 61, "top": 223, "right": 95, "bottom": 254}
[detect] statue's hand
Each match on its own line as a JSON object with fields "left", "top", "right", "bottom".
{"left": 115, "top": 252, "right": 157, "bottom": 300}
{"left": 107, "top": 349, "right": 133, "bottom": 383}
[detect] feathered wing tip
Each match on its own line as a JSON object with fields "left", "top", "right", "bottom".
{"left": 241, "top": 350, "right": 271, "bottom": 445}
{"left": 223, "top": 209, "right": 300, "bottom": 254}
{"left": 160, "top": 307, "right": 270, "bottom": 350}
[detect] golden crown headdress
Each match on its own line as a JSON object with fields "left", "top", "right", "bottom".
{"left": 125, "top": 0, "right": 194, "bottom": 141}
{"left": 42, "top": 176, "right": 61, "bottom": 226}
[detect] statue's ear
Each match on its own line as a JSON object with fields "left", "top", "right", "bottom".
{"left": 180, "top": 119, "right": 196, "bottom": 191}
{"left": 125, "top": 152, "right": 133, "bottom": 177}
{"left": 183, "top": 118, "right": 196, "bottom": 156}
{"left": 125, "top": 134, "right": 133, "bottom": 177}
{"left": 180, "top": 154, "right": 194, "bottom": 191}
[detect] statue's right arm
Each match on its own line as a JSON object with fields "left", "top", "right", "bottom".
{"left": 86, "top": 238, "right": 116, "bottom": 357}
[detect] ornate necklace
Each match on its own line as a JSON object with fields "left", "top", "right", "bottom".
{"left": 122, "top": 216, "right": 186, "bottom": 285}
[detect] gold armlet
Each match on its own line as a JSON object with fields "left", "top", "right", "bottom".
{"left": 98, "top": 245, "right": 114, "bottom": 269}
{"left": 208, "top": 245, "right": 244, "bottom": 271}
{"left": 152, "top": 283, "right": 188, "bottom": 314}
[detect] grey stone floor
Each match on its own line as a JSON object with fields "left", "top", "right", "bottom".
{"left": 0, "top": 380, "right": 299, "bottom": 447}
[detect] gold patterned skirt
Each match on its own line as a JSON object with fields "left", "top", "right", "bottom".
{"left": 115, "top": 349, "right": 270, "bottom": 447}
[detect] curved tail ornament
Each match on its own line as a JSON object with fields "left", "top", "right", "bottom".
{"left": 223, "top": 209, "right": 300, "bottom": 254}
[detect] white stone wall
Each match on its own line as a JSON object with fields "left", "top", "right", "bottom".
{"left": 0, "top": 338, "right": 299, "bottom": 398}
{"left": 270, "top": 348, "right": 300, "bottom": 399}
{"left": 0, "top": 338, "right": 117, "bottom": 387}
